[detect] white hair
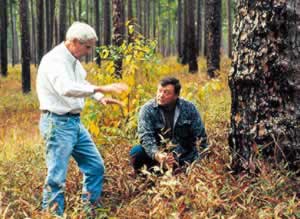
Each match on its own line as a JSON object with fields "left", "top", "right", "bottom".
{"left": 66, "top": 22, "right": 98, "bottom": 42}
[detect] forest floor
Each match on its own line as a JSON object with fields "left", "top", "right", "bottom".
{"left": 0, "top": 58, "right": 299, "bottom": 218}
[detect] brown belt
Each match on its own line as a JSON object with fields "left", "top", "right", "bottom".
{"left": 41, "top": 110, "right": 80, "bottom": 117}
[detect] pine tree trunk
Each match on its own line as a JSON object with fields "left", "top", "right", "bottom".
{"left": 30, "top": 0, "right": 37, "bottom": 65}
{"left": 103, "top": 0, "right": 111, "bottom": 45}
{"left": 95, "top": 0, "right": 101, "bottom": 66}
{"left": 177, "top": 0, "right": 183, "bottom": 61}
{"left": 182, "top": 0, "right": 198, "bottom": 72}
{"left": 196, "top": 0, "right": 202, "bottom": 56}
{"left": 152, "top": 0, "right": 156, "bottom": 39}
{"left": 112, "top": 0, "right": 125, "bottom": 78}
{"left": 36, "top": 0, "right": 44, "bottom": 64}
{"left": 229, "top": 0, "right": 300, "bottom": 172}
{"left": 127, "top": 0, "right": 134, "bottom": 43}
{"left": 10, "top": 1, "right": 16, "bottom": 66}
{"left": 206, "top": 0, "right": 221, "bottom": 77}
{"left": 167, "top": 0, "right": 171, "bottom": 56}
{"left": 226, "top": 0, "right": 232, "bottom": 58}
{"left": 0, "top": 0, "right": 8, "bottom": 77}
{"left": 59, "top": 0, "right": 67, "bottom": 42}
{"left": 20, "top": 0, "right": 31, "bottom": 93}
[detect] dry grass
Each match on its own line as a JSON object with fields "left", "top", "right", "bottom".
{"left": 0, "top": 59, "right": 299, "bottom": 219}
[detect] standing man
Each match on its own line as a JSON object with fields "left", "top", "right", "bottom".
{"left": 130, "top": 77, "right": 207, "bottom": 172}
{"left": 37, "top": 22, "right": 128, "bottom": 216}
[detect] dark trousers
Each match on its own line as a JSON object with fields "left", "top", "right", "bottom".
{"left": 129, "top": 144, "right": 199, "bottom": 171}
{"left": 129, "top": 145, "right": 159, "bottom": 171}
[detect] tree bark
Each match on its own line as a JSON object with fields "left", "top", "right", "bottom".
{"left": 20, "top": 0, "right": 31, "bottom": 93}
{"left": 36, "top": 0, "right": 44, "bottom": 64}
{"left": 152, "top": 0, "right": 156, "bottom": 39}
{"left": 103, "top": 0, "right": 111, "bottom": 45}
{"left": 30, "top": 0, "right": 37, "bottom": 65}
{"left": 95, "top": 0, "right": 101, "bottom": 66}
{"left": 177, "top": 0, "right": 183, "bottom": 61}
{"left": 59, "top": 0, "right": 67, "bottom": 42}
{"left": 10, "top": 1, "right": 16, "bottom": 66}
{"left": 127, "top": 0, "right": 134, "bottom": 43}
{"left": 112, "top": 0, "right": 125, "bottom": 78}
{"left": 196, "top": 0, "right": 203, "bottom": 56}
{"left": 229, "top": 0, "right": 300, "bottom": 172}
{"left": 182, "top": 0, "right": 198, "bottom": 72}
{"left": 206, "top": 0, "right": 221, "bottom": 77}
{"left": 226, "top": 0, "right": 232, "bottom": 58}
{"left": 0, "top": 0, "right": 8, "bottom": 77}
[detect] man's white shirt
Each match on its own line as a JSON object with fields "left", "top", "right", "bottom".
{"left": 36, "top": 42, "right": 103, "bottom": 115}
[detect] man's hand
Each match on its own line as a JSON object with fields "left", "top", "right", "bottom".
{"left": 99, "top": 97, "right": 124, "bottom": 106}
{"left": 95, "top": 83, "right": 128, "bottom": 94}
{"left": 154, "top": 152, "right": 176, "bottom": 169}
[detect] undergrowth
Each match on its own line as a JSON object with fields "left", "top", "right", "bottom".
{"left": 0, "top": 57, "right": 299, "bottom": 218}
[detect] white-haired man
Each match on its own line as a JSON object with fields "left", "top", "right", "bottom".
{"left": 37, "top": 22, "right": 128, "bottom": 216}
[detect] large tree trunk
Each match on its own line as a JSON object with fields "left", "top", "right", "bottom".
{"left": 182, "top": 0, "right": 198, "bottom": 72}
{"left": 229, "top": 0, "right": 300, "bottom": 172}
{"left": 20, "top": 0, "right": 31, "bottom": 93}
{"left": 36, "top": 0, "right": 44, "bottom": 64}
{"left": 0, "top": 0, "right": 8, "bottom": 77}
{"left": 103, "top": 0, "right": 111, "bottom": 46}
{"left": 112, "top": 0, "right": 125, "bottom": 78}
{"left": 206, "top": 0, "right": 221, "bottom": 77}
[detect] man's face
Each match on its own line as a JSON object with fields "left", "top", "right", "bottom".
{"left": 156, "top": 84, "right": 178, "bottom": 106}
{"left": 73, "top": 39, "right": 96, "bottom": 59}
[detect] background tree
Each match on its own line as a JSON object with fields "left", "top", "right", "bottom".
{"left": 0, "top": 0, "right": 8, "bottom": 77}
{"left": 196, "top": 0, "right": 203, "bottom": 56}
{"left": 182, "top": 0, "right": 198, "bottom": 73}
{"left": 112, "top": 0, "right": 125, "bottom": 78}
{"left": 10, "top": 0, "right": 18, "bottom": 66}
{"left": 95, "top": 0, "right": 101, "bottom": 66}
{"left": 36, "top": 0, "right": 44, "bottom": 64}
{"left": 177, "top": 0, "right": 183, "bottom": 61}
{"left": 20, "top": 0, "right": 31, "bottom": 93}
{"left": 59, "top": 0, "right": 67, "bottom": 42}
{"left": 206, "top": 0, "right": 221, "bottom": 77}
{"left": 103, "top": 0, "right": 111, "bottom": 46}
{"left": 229, "top": 0, "right": 300, "bottom": 172}
{"left": 226, "top": 0, "right": 232, "bottom": 58}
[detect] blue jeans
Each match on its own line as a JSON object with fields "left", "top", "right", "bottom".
{"left": 39, "top": 113, "right": 105, "bottom": 216}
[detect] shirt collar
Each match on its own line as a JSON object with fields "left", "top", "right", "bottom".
{"left": 60, "top": 42, "right": 77, "bottom": 64}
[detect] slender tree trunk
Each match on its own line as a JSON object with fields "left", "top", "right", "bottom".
{"left": 203, "top": 0, "right": 207, "bottom": 56}
{"left": 177, "top": 0, "right": 183, "bottom": 61}
{"left": 136, "top": 0, "right": 142, "bottom": 33}
{"left": 79, "top": 0, "right": 82, "bottom": 21}
{"left": 112, "top": 0, "right": 125, "bottom": 78}
{"left": 10, "top": 1, "right": 16, "bottom": 66}
{"left": 152, "top": 0, "right": 156, "bottom": 39}
{"left": 103, "top": 0, "right": 111, "bottom": 45}
{"left": 95, "top": 0, "right": 101, "bottom": 66}
{"left": 30, "top": 0, "right": 37, "bottom": 65}
{"left": 45, "top": 0, "right": 51, "bottom": 52}
{"left": 226, "top": 0, "right": 232, "bottom": 58}
{"left": 20, "top": 0, "right": 31, "bottom": 93}
{"left": 196, "top": 0, "right": 202, "bottom": 56}
{"left": 50, "top": 0, "right": 56, "bottom": 49}
{"left": 0, "top": 0, "right": 8, "bottom": 77}
{"left": 59, "top": 0, "right": 67, "bottom": 42}
{"left": 167, "top": 0, "right": 171, "bottom": 56}
{"left": 127, "top": 0, "right": 134, "bottom": 43}
{"left": 229, "top": 0, "right": 300, "bottom": 172}
{"left": 206, "top": 0, "right": 221, "bottom": 77}
{"left": 72, "top": 0, "right": 77, "bottom": 21}
{"left": 36, "top": 0, "right": 44, "bottom": 64}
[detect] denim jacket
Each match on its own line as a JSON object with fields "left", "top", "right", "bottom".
{"left": 138, "top": 98, "right": 207, "bottom": 163}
